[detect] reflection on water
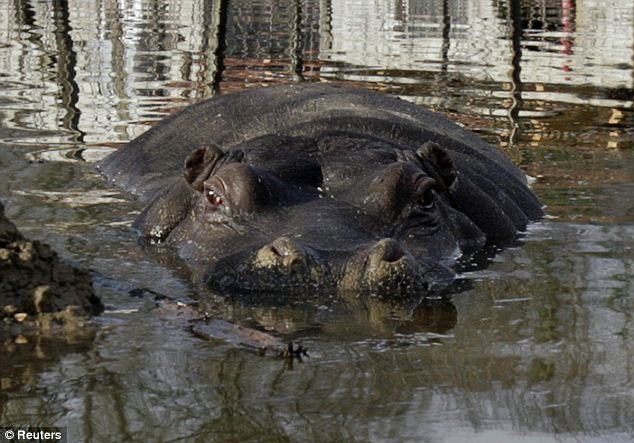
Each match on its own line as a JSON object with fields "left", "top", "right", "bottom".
{"left": 0, "top": 0, "right": 633, "bottom": 441}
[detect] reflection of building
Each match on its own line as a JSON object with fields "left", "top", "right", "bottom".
{"left": 0, "top": 0, "right": 631, "bottom": 146}
{"left": 523, "top": 0, "right": 634, "bottom": 94}
{"left": 321, "top": 0, "right": 634, "bottom": 108}
{"left": 324, "top": 0, "right": 503, "bottom": 75}
{"left": 0, "top": 0, "right": 324, "bottom": 145}
{"left": 0, "top": 0, "right": 214, "bottom": 143}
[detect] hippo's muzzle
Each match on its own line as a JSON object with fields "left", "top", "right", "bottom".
{"left": 204, "top": 236, "right": 454, "bottom": 299}
{"left": 204, "top": 236, "right": 334, "bottom": 295}
{"left": 341, "top": 239, "right": 454, "bottom": 298}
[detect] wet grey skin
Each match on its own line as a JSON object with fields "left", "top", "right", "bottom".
{"left": 98, "top": 84, "right": 543, "bottom": 300}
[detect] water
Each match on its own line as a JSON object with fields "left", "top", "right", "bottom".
{"left": 1, "top": 0, "right": 633, "bottom": 441}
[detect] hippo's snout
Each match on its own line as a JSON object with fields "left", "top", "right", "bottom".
{"left": 341, "top": 238, "right": 454, "bottom": 297}
{"left": 367, "top": 238, "right": 407, "bottom": 266}
{"left": 364, "top": 239, "right": 429, "bottom": 294}
{"left": 255, "top": 237, "right": 310, "bottom": 271}
{"left": 205, "top": 237, "right": 333, "bottom": 296}
{"left": 206, "top": 237, "right": 454, "bottom": 298}
{"left": 253, "top": 237, "right": 332, "bottom": 290}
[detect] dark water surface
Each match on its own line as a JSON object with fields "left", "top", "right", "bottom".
{"left": 1, "top": 0, "right": 633, "bottom": 442}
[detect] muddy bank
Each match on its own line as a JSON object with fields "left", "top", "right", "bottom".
{"left": 0, "top": 200, "right": 102, "bottom": 322}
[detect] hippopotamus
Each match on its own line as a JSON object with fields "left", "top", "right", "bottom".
{"left": 99, "top": 84, "right": 542, "bottom": 299}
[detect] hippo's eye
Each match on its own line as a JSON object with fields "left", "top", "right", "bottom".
{"left": 412, "top": 174, "right": 436, "bottom": 210}
{"left": 206, "top": 189, "right": 224, "bottom": 207}
{"left": 419, "top": 188, "right": 435, "bottom": 209}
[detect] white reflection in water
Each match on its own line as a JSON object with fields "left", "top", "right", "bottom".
{"left": 12, "top": 189, "right": 126, "bottom": 207}
{"left": 25, "top": 146, "right": 116, "bottom": 163}
{"left": 323, "top": 0, "right": 633, "bottom": 90}
{"left": 0, "top": 0, "right": 631, "bottom": 147}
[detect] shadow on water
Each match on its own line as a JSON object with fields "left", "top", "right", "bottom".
{"left": 0, "top": 0, "right": 633, "bottom": 441}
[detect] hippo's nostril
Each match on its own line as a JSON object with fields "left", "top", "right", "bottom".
{"left": 382, "top": 244, "right": 405, "bottom": 263}
{"left": 256, "top": 237, "right": 310, "bottom": 269}
{"left": 419, "top": 188, "right": 434, "bottom": 208}
{"left": 369, "top": 238, "right": 407, "bottom": 266}
{"left": 341, "top": 238, "right": 430, "bottom": 296}
{"left": 371, "top": 239, "right": 407, "bottom": 264}
{"left": 269, "top": 245, "right": 283, "bottom": 257}
{"left": 270, "top": 237, "right": 298, "bottom": 257}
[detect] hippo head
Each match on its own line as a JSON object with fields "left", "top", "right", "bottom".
{"left": 99, "top": 85, "right": 542, "bottom": 302}
{"left": 132, "top": 137, "right": 494, "bottom": 300}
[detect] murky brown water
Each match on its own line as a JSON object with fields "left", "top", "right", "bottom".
{"left": 1, "top": 0, "right": 633, "bottom": 441}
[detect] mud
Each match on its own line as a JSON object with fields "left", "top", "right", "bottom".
{"left": 0, "top": 200, "right": 102, "bottom": 324}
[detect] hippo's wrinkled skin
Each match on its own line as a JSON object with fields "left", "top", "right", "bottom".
{"left": 99, "top": 84, "right": 542, "bottom": 299}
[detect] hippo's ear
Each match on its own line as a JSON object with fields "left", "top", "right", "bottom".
{"left": 184, "top": 145, "right": 246, "bottom": 192}
{"left": 184, "top": 145, "right": 227, "bottom": 192}
{"left": 416, "top": 142, "right": 457, "bottom": 192}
